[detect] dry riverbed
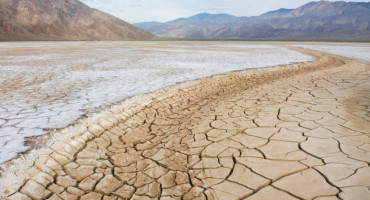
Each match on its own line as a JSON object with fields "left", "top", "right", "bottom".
{"left": 0, "top": 41, "right": 313, "bottom": 163}
{"left": 0, "top": 45, "right": 369, "bottom": 200}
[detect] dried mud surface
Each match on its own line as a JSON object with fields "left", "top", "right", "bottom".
{"left": 0, "top": 42, "right": 313, "bottom": 163}
{"left": 1, "top": 47, "right": 369, "bottom": 200}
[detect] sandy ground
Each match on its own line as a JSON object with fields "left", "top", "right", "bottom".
{"left": 0, "top": 46, "right": 369, "bottom": 200}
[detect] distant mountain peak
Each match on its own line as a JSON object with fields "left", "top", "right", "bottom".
{"left": 259, "top": 8, "right": 294, "bottom": 19}
{"left": 191, "top": 13, "right": 235, "bottom": 17}
{"left": 134, "top": 1, "right": 370, "bottom": 41}
{"left": 168, "top": 12, "right": 239, "bottom": 24}
{"left": 192, "top": 12, "right": 213, "bottom": 16}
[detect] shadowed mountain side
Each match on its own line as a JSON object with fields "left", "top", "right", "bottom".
{"left": 134, "top": 1, "right": 370, "bottom": 41}
{"left": 0, "top": 0, "right": 158, "bottom": 41}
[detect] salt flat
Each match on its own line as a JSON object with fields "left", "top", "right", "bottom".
{"left": 0, "top": 41, "right": 313, "bottom": 163}
{"left": 1, "top": 46, "right": 369, "bottom": 200}
{"left": 295, "top": 43, "right": 370, "bottom": 63}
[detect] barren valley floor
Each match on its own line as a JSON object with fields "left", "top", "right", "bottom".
{"left": 0, "top": 42, "right": 313, "bottom": 163}
{"left": 0, "top": 43, "right": 369, "bottom": 199}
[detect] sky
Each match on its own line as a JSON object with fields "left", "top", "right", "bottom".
{"left": 80, "top": 0, "right": 369, "bottom": 23}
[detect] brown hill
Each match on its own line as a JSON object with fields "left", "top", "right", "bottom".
{"left": 0, "top": 0, "right": 157, "bottom": 41}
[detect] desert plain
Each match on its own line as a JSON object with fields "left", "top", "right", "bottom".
{"left": 0, "top": 41, "right": 369, "bottom": 200}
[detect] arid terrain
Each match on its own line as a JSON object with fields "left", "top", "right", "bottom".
{"left": 0, "top": 0, "right": 369, "bottom": 199}
{"left": 0, "top": 42, "right": 314, "bottom": 163}
{"left": 0, "top": 42, "right": 369, "bottom": 200}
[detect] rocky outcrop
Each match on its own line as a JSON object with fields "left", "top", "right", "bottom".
{"left": 0, "top": 0, "right": 157, "bottom": 41}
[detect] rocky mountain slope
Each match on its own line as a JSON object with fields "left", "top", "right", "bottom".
{"left": 134, "top": 1, "right": 370, "bottom": 41}
{"left": 0, "top": 0, "right": 157, "bottom": 41}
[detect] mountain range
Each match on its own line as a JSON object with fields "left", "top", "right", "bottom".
{"left": 134, "top": 1, "right": 370, "bottom": 41}
{"left": 0, "top": 0, "right": 157, "bottom": 41}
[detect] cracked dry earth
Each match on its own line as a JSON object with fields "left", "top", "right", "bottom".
{"left": 1, "top": 47, "right": 370, "bottom": 200}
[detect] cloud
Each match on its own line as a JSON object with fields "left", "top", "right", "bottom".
{"left": 80, "top": 0, "right": 369, "bottom": 23}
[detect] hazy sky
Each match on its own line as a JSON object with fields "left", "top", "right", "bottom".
{"left": 80, "top": 0, "right": 369, "bottom": 23}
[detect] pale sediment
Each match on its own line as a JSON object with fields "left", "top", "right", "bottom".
{"left": 1, "top": 47, "right": 369, "bottom": 200}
